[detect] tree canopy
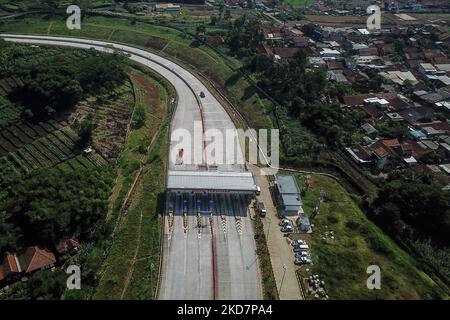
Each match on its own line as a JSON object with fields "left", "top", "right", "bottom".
{"left": 0, "top": 167, "right": 115, "bottom": 252}
{"left": 1, "top": 41, "right": 127, "bottom": 114}
{"left": 371, "top": 171, "right": 450, "bottom": 246}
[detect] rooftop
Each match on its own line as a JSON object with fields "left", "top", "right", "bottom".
{"left": 276, "top": 175, "right": 303, "bottom": 210}
{"left": 167, "top": 170, "right": 257, "bottom": 193}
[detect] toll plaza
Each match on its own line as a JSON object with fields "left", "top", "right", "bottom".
{"left": 166, "top": 170, "right": 258, "bottom": 217}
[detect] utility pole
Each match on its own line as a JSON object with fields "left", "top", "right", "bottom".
{"left": 278, "top": 264, "right": 287, "bottom": 295}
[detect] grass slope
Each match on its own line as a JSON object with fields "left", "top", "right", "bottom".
{"left": 292, "top": 174, "right": 448, "bottom": 299}
{"left": 93, "top": 68, "right": 174, "bottom": 300}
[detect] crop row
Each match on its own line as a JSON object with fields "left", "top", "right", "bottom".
{"left": 0, "top": 103, "right": 23, "bottom": 129}
{"left": 0, "top": 121, "right": 67, "bottom": 151}
{"left": 1, "top": 124, "right": 82, "bottom": 173}
{"left": 86, "top": 152, "right": 108, "bottom": 167}
{"left": 56, "top": 154, "right": 99, "bottom": 174}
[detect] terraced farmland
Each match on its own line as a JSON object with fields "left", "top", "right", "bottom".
{"left": 0, "top": 76, "right": 24, "bottom": 96}
{"left": 69, "top": 82, "right": 135, "bottom": 161}
{"left": 0, "top": 120, "right": 108, "bottom": 175}
{"left": 0, "top": 96, "right": 23, "bottom": 129}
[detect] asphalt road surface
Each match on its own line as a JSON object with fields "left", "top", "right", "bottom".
{"left": 1, "top": 34, "right": 262, "bottom": 300}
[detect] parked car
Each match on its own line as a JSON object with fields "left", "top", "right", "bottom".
{"left": 293, "top": 244, "right": 310, "bottom": 252}
{"left": 295, "top": 256, "right": 312, "bottom": 265}
{"left": 295, "top": 251, "right": 309, "bottom": 258}
{"left": 199, "top": 91, "right": 205, "bottom": 98}
{"left": 292, "top": 239, "right": 306, "bottom": 246}
{"left": 279, "top": 219, "right": 292, "bottom": 227}
{"left": 256, "top": 202, "right": 267, "bottom": 217}
{"left": 256, "top": 186, "right": 261, "bottom": 195}
{"left": 281, "top": 225, "right": 294, "bottom": 233}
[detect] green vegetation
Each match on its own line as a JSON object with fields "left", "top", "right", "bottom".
{"left": 79, "top": 117, "right": 94, "bottom": 146}
{"left": 226, "top": 15, "right": 263, "bottom": 58}
{"left": 0, "top": 41, "right": 136, "bottom": 300}
{"left": 0, "top": 0, "right": 115, "bottom": 12}
{"left": 370, "top": 170, "right": 450, "bottom": 285}
{"left": 0, "top": 39, "right": 127, "bottom": 112}
{"left": 255, "top": 215, "right": 279, "bottom": 300}
{"left": 247, "top": 52, "right": 364, "bottom": 148}
{"left": 0, "top": 14, "right": 274, "bottom": 131}
{"left": 93, "top": 68, "right": 174, "bottom": 300}
{"left": 293, "top": 174, "right": 448, "bottom": 299}
{"left": 0, "top": 96, "right": 23, "bottom": 128}
{"left": 3, "top": 269, "right": 69, "bottom": 300}
{"left": 131, "top": 105, "right": 146, "bottom": 129}
{"left": 278, "top": 0, "right": 316, "bottom": 7}
{"left": 0, "top": 166, "right": 115, "bottom": 251}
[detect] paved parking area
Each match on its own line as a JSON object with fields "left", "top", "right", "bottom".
{"left": 248, "top": 164, "right": 304, "bottom": 300}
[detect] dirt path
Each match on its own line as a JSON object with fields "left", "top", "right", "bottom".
{"left": 47, "top": 21, "right": 53, "bottom": 35}
{"left": 248, "top": 164, "right": 304, "bottom": 300}
{"left": 120, "top": 208, "right": 144, "bottom": 299}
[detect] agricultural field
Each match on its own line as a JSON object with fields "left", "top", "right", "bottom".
{"left": 0, "top": 96, "right": 23, "bottom": 129}
{"left": 291, "top": 174, "right": 449, "bottom": 300}
{"left": 0, "top": 120, "right": 107, "bottom": 175}
{"left": 68, "top": 81, "right": 135, "bottom": 161}
{"left": 0, "top": 76, "right": 24, "bottom": 96}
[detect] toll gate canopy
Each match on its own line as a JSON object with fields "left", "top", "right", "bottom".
{"left": 167, "top": 170, "right": 257, "bottom": 194}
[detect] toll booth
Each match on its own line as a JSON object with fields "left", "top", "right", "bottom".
{"left": 166, "top": 170, "right": 258, "bottom": 217}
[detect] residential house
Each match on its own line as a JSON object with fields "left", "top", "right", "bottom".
{"left": 0, "top": 253, "right": 21, "bottom": 283}
{"left": 18, "top": 246, "right": 56, "bottom": 274}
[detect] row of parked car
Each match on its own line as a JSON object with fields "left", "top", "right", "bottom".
{"left": 279, "top": 219, "right": 294, "bottom": 233}
{"left": 292, "top": 239, "right": 312, "bottom": 265}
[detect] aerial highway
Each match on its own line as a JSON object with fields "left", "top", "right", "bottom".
{"left": 0, "top": 34, "right": 262, "bottom": 300}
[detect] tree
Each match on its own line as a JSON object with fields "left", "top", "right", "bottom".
{"left": 79, "top": 118, "right": 94, "bottom": 146}
{"left": 2, "top": 42, "right": 126, "bottom": 113}
{"left": 421, "top": 149, "right": 444, "bottom": 165}
{"left": 0, "top": 211, "right": 16, "bottom": 253}
{"left": 226, "top": 15, "right": 263, "bottom": 57}
{"left": 0, "top": 167, "right": 114, "bottom": 245}
{"left": 371, "top": 171, "right": 450, "bottom": 245}
{"left": 377, "top": 120, "right": 408, "bottom": 139}
{"left": 224, "top": 8, "right": 231, "bottom": 20}
{"left": 132, "top": 105, "right": 146, "bottom": 129}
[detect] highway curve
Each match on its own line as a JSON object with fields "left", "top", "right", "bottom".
{"left": 1, "top": 34, "right": 262, "bottom": 300}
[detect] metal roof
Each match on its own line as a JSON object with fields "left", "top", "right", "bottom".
{"left": 276, "top": 175, "right": 301, "bottom": 194}
{"left": 167, "top": 170, "right": 257, "bottom": 192}
{"left": 276, "top": 175, "right": 303, "bottom": 209}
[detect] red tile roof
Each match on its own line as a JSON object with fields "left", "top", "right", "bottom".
{"left": 358, "top": 105, "right": 382, "bottom": 119}
{"left": 0, "top": 252, "right": 20, "bottom": 281}
{"left": 273, "top": 47, "right": 300, "bottom": 59}
{"left": 326, "top": 60, "right": 344, "bottom": 70}
{"left": 373, "top": 146, "right": 389, "bottom": 158}
{"left": 382, "top": 139, "right": 400, "bottom": 148}
{"left": 401, "top": 140, "right": 427, "bottom": 159}
{"left": 18, "top": 246, "right": 56, "bottom": 273}
{"left": 388, "top": 97, "right": 410, "bottom": 111}
{"left": 256, "top": 44, "right": 273, "bottom": 56}
{"left": 55, "top": 236, "right": 80, "bottom": 255}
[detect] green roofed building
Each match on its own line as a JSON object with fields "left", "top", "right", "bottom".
{"left": 275, "top": 174, "right": 303, "bottom": 216}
